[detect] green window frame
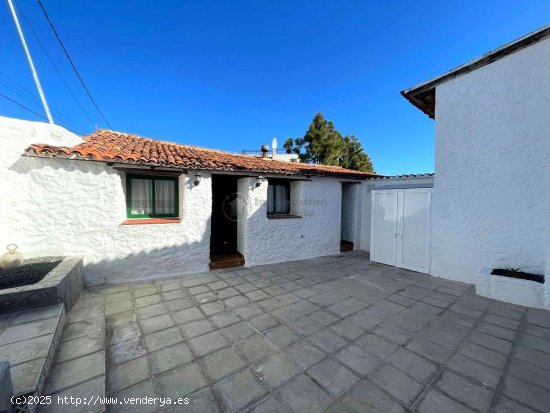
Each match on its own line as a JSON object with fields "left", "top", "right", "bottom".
{"left": 126, "top": 174, "right": 179, "bottom": 218}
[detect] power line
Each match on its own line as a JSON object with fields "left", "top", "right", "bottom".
{"left": 0, "top": 91, "right": 48, "bottom": 120}
{"left": 14, "top": 0, "right": 96, "bottom": 128}
{"left": 0, "top": 73, "right": 88, "bottom": 133}
{"left": 0, "top": 90, "right": 86, "bottom": 135}
{"left": 36, "top": 0, "right": 113, "bottom": 129}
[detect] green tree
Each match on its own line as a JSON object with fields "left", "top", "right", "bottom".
{"left": 340, "top": 135, "right": 374, "bottom": 172}
{"left": 284, "top": 113, "right": 374, "bottom": 172}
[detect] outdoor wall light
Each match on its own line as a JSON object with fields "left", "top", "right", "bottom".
{"left": 255, "top": 175, "right": 265, "bottom": 188}
{"left": 194, "top": 171, "right": 202, "bottom": 186}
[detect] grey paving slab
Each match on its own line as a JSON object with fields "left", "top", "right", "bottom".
{"left": 436, "top": 370, "right": 494, "bottom": 413}
{"left": 221, "top": 321, "right": 257, "bottom": 343}
{"left": 107, "top": 355, "right": 150, "bottom": 393}
{"left": 252, "top": 353, "right": 300, "bottom": 391}
{"left": 157, "top": 362, "right": 207, "bottom": 399}
{"left": 189, "top": 330, "right": 229, "bottom": 357}
{"left": 307, "top": 358, "right": 360, "bottom": 396}
{"left": 388, "top": 347, "right": 439, "bottom": 384}
{"left": 185, "top": 387, "right": 222, "bottom": 413}
{"left": 446, "top": 353, "right": 502, "bottom": 389}
{"left": 180, "top": 319, "right": 215, "bottom": 339}
{"left": 418, "top": 388, "right": 476, "bottom": 413}
{"left": 150, "top": 343, "right": 193, "bottom": 374}
{"left": 502, "top": 375, "right": 550, "bottom": 412}
{"left": 40, "top": 376, "right": 105, "bottom": 413}
{"left": 276, "top": 374, "right": 333, "bottom": 413}
{"left": 45, "top": 350, "right": 105, "bottom": 393}
{"left": 307, "top": 328, "right": 348, "bottom": 353}
{"left": 371, "top": 365, "right": 424, "bottom": 406}
{"left": 213, "top": 369, "right": 267, "bottom": 412}
{"left": 235, "top": 334, "right": 278, "bottom": 363}
{"left": 343, "top": 379, "right": 406, "bottom": 413}
{"left": 284, "top": 340, "right": 326, "bottom": 370}
{"left": 56, "top": 334, "right": 105, "bottom": 362}
{"left": 203, "top": 347, "right": 246, "bottom": 382}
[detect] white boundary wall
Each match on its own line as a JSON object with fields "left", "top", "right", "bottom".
{"left": 431, "top": 37, "right": 550, "bottom": 285}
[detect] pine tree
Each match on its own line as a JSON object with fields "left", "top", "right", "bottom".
{"left": 284, "top": 113, "right": 374, "bottom": 172}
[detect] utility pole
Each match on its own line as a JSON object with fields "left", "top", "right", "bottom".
{"left": 6, "top": 0, "right": 54, "bottom": 124}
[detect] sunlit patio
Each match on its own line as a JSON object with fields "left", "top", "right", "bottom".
{"left": 34, "top": 251, "right": 550, "bottom": 412}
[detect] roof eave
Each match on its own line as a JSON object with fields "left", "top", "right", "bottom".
{"left": 23, "top": 149, "right": 376, "bottom": 179}
{"left": 401, "top": 24, "right": 550, "bottom": 117}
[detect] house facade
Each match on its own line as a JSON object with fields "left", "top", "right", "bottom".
{"left": 396, "top": 25, "right": 550, "bottom": 307}
{"left": 0, "top": 116, "right": 369, "bottom": 285}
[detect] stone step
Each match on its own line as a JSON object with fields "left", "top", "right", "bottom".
{"left": 0, "top": 303, "right": 65, "bottom": 413}
{"left": 210, "top": 252, "right": 245, "bottom": 270}
{"left": 340, "top": 240, "right": 354, "bottom": 252}
{"left": 39, "top": 300, "right": 107, "bottom": 413}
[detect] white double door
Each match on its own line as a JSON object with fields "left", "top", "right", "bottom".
{"left": 370, "top": 188, "right": 431, "bottom": 274}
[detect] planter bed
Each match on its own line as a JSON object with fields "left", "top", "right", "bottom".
{"left": 0, "top": 256, "right": 84, "bottom": 313}
{"left": 0, "top": 257, "right": 64, "bottom": 290}
{"left": 476, "top": 267, "right": 547, "bottom": 309}
{"left": 491, "top": 268, "right": 544, "bottom": 283}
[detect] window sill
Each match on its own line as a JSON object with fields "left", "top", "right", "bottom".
{"left": 267, "top": 214, "right": 302, "bottom": 220}
{"left": 121, "top": 218, "right": 181, "bottom": 225}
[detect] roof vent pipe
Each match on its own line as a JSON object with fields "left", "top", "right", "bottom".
{"left": 272, "top": 137, "right": 277, "bottom": 159}
{"left": 261, "top": 144, "right": 269, "bottom": 158}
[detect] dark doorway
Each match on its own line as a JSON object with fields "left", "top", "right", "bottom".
{"left": 210, "top": 175, "right": 244, "bottom": 269}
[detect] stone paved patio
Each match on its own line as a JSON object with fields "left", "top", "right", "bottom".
{"left": 49, "top": 251, "right": 550, "bottom": 412}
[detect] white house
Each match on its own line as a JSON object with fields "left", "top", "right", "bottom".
{"left": 2, "top": 25, "right": 548, "bottom": 310}
{"left": 370, "top": 24, "right": 549, "bottom": 308}
{"left": 0, "top": 117, "right": 370, "bottom": 286}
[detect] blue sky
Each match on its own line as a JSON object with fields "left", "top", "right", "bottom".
{"left": 1, "top": 1, "right": 548, "bottom": 175}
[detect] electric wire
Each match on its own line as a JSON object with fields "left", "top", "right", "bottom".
{"left": 36, "top": 0, "right": 113, "bottom": 129}
{"left": 14, "top": 0, "right": 96, "bottom": 128}
{"left": 0, "top": 73, "right": 87, "bottom": 133}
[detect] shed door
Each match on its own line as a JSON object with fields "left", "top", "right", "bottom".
{"left": 370, "top": 190, "right": 398, "bottom": 266}
{"left": 396, "top": 188, "right": 431, "bottom": 273}
{"left": 370, "top": 188, "right": 431, "bottom": 274}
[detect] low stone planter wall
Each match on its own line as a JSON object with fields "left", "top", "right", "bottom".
{"left": 476, "top": 266, "right": 548, "bottom": 309}
{"left": 0, "top": 256, "right": 84, "bottom": 313}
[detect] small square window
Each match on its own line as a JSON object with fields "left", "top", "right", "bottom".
{"left": 126, "top": 174, "right": 179, "bottom": 218}
{"left": 267, "top": 179, "right": 290, "bottom": 215}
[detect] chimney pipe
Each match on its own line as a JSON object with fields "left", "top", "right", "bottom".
{"left": 261, "top": 144, "right": 269, "bottom": 159}
{"left": 272, "top": 137, "right": 277, "bottom": 159}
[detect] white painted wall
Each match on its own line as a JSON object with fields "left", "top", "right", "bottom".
{"left": 359, "top": 175, "right": 434, "bottom": 252}
{"left": 239, "top": 177, "right": 342, "bottom": 266}
{"left": 431, "top": 37, "right": 550, "bottom": 284}
{"left": 0, "top": 116, "right": 212, "bottom": 286}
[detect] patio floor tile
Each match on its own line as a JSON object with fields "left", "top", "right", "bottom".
{"left": 156, "top": 362, "right": 207, "bottom": 399}
{"left": 61, "top": 252, "right": 550, "bottom": 413}
{"left": 284, "top": 340, "right": 326, "bottom": 370}
{"left": 251, "top": 353, "right": 300, "bottom": 390}
{"left": 276, "top": 374, "right": 333, "bottom": 413}
{"left": 336, "top": 344, "right": 383, "bottom": 376}
{"left": 213, "top": 369, "right": 267, "bottom": 412}
{"left": 203, "top": 347, "right": 246, "bottom": 382}
{"left": 235, "top": 334, "right": 278, "bottom": 363}
{"left": 189, "top": 330, "right": 229, "bottom": 357}
{"left": 371, "top": 365, "right": 424, "bottom": 406}
{"left": 150, "top": 343, "right": 193, "bottom": 374}
{"left": 307, "top": 358, "right": 360, "bottom": 396}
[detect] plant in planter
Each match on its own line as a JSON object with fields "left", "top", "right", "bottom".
{"left": 491, "top": 266, "right": 545, "bottom": 284}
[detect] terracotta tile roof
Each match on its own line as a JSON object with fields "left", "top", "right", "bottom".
{"left": 25, "top": 130, "right": 376, "bottom": 178}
